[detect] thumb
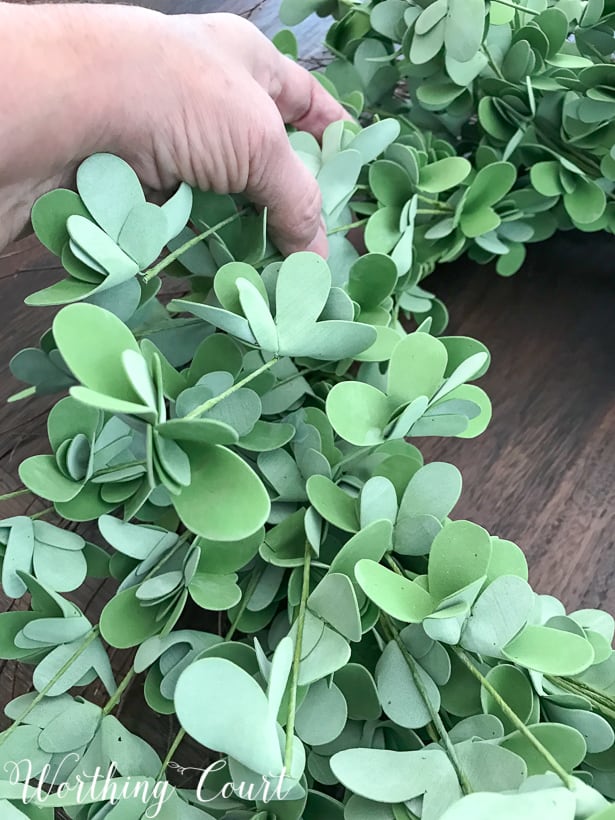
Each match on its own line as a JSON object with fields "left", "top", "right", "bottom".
{"left": 245, "top": 90, "right": 327, "bottom": 258}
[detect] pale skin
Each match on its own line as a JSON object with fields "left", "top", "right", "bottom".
{"left": 0, "top": 3, "right": 351, "bottom": 256}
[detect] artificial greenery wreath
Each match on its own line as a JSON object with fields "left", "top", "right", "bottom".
{"left": 1, "top": 1, "right": 615, "bottom": 819}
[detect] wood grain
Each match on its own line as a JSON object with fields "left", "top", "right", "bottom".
{"left": 0, "top": 0, "right": 613, "bottom": 780}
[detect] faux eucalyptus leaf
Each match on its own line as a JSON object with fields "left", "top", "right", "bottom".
{"left": 175, "top": 657, "right": 284, "bottom": 775}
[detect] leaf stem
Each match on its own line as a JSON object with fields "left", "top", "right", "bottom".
{"left": 225, "top": 565, "right": 265, "bottom": 641}
{"left": 327, "top": 218, "right": 369, "bottom": 235}
{"left": 157, "top": 727, "right": 186, "bottom": 781}
{"left": 385, "top": 553, "right": 419, "bottom": 580}
{"left": 284, "top": 540, "right": 312, "bottom": 773}
{"left": 453, "top": 647, "right": 574, "bottom": 789}
{"left": 92, "top": 459, "right": 146, "bottom": 480}
{"left": 0, "top": 487, "right": 30, "bottom": 502}
{"left": 184, "top": 357, "right": 278, "bottom": 420}
{"left": 102, "top": 667, "right": 137, "bottom": 717}
{"left": 334, "top": 442, "right": 380, "bottom": 474}
{"left": 417, "top": 195, "right": 451, "bottom": 210}
{"left": 30, "top": 506, "right": 54, "bottom": 520}
{"left": 380, "top": 612, "right": 473, "bottom": 794}
{"left": 548, "top": 676, "right": 615, "bottom": 721}
{"left": 142, "top": 209, "right": 249, "bottom": 282}
{"left": 490, "top": 0, "right": 539, "bottom": 15}
{"left": 143, "top": 529, "right": 194, "bottom": 583}
{"left": 385, "top": 554, "right": 405, "bottom": 576}
{"left": 381, "top": 614, "right": 473, "bottom": 795}
{"left": 482, "top": 44, "right": 505, "bottom": 81}
{"left": 0, "top": 627, "right": 100, "bottom": 746}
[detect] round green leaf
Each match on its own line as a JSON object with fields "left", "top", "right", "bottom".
{"left": 214, "top": 262, "right": 268, "bottom": 314}
{"left": 462, "top": 575, "right": 533, "bottom": 656}
{"left": 31, "top": 189, "right": 90, "bottom": 255}
{"left": 428, "top": 520, "right": 492, "bottom": 602}
{"left": 369, "top": 161, "right": 413, "bottom": 207}
{"left": 189, "top": 572, "right": 242, "bottom": 611}
{"left": 19, "top": 454, "right": 82, "bottom": 503}
{"left": 326, "top": 382, "right": 390, "bottom": 446}
{"left": 445, "top": 0, "right": 485, "bottom": 63}
{"left": 365, "top": 207, "right": 403, "bottom": 254}
{"left": 502, "top": 625, "right": 595, "bottom": 675}
{"left": 175, "top": 657, "right": 283, "bottom": 775}
{"left": 564, "top": 177, "right": 607, "bottom": 224}
{"left": 418, "top": 157, "right": 471, "bottom": 193}
{"left": 100, "top": 587, "right": 164, "bottom": 648}
{"left": 480, "top": 664, "right": 535, "bottom": 734}
{"left": 348, "top": 254, "right": 398, "bottom": 309}
{"left": 355, "top": 559, "right": 434, "bottom": 622}
{"left": 387, "top": 332, "right": 448, "bottom": 406}
{"left": 76, "top": 153, "right": 145, "bottom": 240}
{"left": 295, "top": 680, "right": 348, "bottom": 745}
{"left": 376, "top": 640, "right": 440, "bottom": 729}
{"left": 172, "top": 444, "right": 270, "bottom": 541}
{"left": 53, "top": 303, "right": 142, "bottom": 401}
{"left": 438, "top": 788, "right": 576, "bottom": 819}
{"left": 330, "top": 747, "right": 455, "bottom": 804}
{"left": 117, "top": 202, "right": 168, "bottom": 269}
{"left": 500, "top": 723, "right": 587, "bottom": 776}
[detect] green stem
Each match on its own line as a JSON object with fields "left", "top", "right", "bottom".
{"left": 385, "top": 554, "right": 405, "bottom": 576}
{"left": 142, "top": 209, "right": 248, "bottom": 281}
{"left": 157, "top": 727, "right": 186, "bottom": 781}
{"left": 92, "top": 460, "right": 146, "bottom": 479}
{"left": 385, "top": 554, "right": 419, "bottom": 580}
{"left": 327, "top": 218, "right": 369, "bottom": 235}
{"left": 533, "top": 122, "right": 604, "bottom": 181}
{"left": 417, "top": 208, "right": 452, "bottom": 216}
{"left": 482, "top": 44, "right": 505, "bottom": 81}
{"left": 102, "top": 667, "right": 137, "bottom": 717}
{"left": 381, "top": 615, "right": 473, "bottom": 795}
{"left": 417, "top": 195, "right": 450, "bottom": 210}
{"left": 143, "top": 530, "right": 193, "bottom": 582}
{"left": 490, "top": 0, "right": 539, "bottom": 14}
{"left": 225, "top": 566, "right": 265, "bottom": 641}
{"left": 274, "top": 364, "right": 323, "bottom": 389}
{"left": 393, "top": 804, "right": 419, "bottom": 820}
{"left": 184, "top": 358, "right": 278, "bottom": 420}
{"left": 30, "top": 506, "right": 54, "bottom": 520}
{"left": 334, "top": 443, "right": 380, "bottom": 474}
{"left": 0, "top": 488, "right": 30, "bottom": 502}
{"left": 0, "top": 628, "right": 100, "bottom": 746}
{"left": 453, "top": 647, "right": 574, "bottom": 789}
{"left": 285, "top": 541, "right": 312, "bottom": 773}
{"left": 549, "top": 676, "right": 615, "bottom": 721}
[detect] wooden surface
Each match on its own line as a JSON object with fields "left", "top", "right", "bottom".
{"left": 0, "top": 0, "right": 613, "bottom": 777}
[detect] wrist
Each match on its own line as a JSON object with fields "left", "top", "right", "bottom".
{"left": 45, "top": 3, "right": 168, "bottom": 158}
{"left": 0, "top": 2, "right": 166, "bottom": 186}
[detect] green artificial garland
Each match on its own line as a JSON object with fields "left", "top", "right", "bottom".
{"left": 0, "top": 2, "right": 615, "bottom": 819}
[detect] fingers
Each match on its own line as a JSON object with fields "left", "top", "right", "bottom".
{"left": 225, "top": 15, "right": 351, "bottom": 140}
{"left": 267, "top": 54, "right": 353, "bottom": 140}
{"left": 246, "top": 90, "right": 328, "bottom": 257}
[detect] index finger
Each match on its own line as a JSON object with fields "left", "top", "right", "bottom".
{"left": 268, "top": 53, "right": 354, "bottom": 139}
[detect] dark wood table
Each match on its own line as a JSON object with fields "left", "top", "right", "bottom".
{"left": 1, "top": 0, "right": 613, "bottom": 774}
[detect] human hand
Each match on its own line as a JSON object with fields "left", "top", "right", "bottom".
{"left": 0, "top": 5, "right": 350, "bottom": 256}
